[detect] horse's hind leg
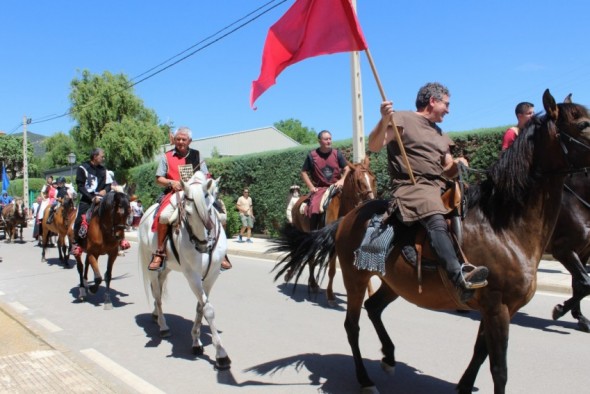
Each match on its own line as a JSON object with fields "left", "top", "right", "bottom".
{"left": 364, "top": 281, "right": 398, "bottom": 372}
{"left": 150, "top": 270, "right": 171, "bottom": 337}
{"left": 343, "top": 272, "right": 376, "bottom": 391}
{"left": 326, "top": 252, "right": 337, "bottom": 306}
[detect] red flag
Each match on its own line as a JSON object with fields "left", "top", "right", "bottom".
{"left": 250, "top": 0, "right": 368, "bottom": 108}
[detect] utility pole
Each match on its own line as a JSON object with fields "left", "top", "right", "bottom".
{"left": 22, "top": 115, "right": 30, "bottom": 211}
{"left": 350, "top": 0, "right": 365, "bottom": 163}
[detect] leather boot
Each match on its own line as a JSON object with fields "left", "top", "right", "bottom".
{"left": 428, "top": 229, "right": 488, "bottom": 292}
{"left": 148, "top": 222, "right": 169, "bottom": 271}
{"left": 47, "top": 207, "right": 55, "bottom": 224}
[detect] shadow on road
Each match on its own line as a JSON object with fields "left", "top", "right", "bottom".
{"left": 237, "top": 352, "right": 461, "bottom": 393}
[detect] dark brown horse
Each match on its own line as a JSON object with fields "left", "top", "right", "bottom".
{"left": 2, "top": 198, "right": 27, "bottom": 243}
{"left": 74, "top": 191, "right": 130, "bottom": 308}
{"left": 272, "top": 90, "right": 590, "bottom": 393}
{"left": 546, "top": 173, "right": 590, "bottom": 332}
{"left": 41, "top": 196, "right": 76, "bottom": 266}
{"left": 288, "top": 157, "right": 376, "bottom": 300}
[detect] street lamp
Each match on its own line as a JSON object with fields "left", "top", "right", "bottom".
{"left": 67, "top": 153, "right": 76, "bottom": 182}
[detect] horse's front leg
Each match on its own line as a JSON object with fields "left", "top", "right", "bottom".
{"left": 75, "top": 255, "right": 88, "bottom": 301}
{"left": 192, "top": 302, "right": 205, "bottom": 355}
{"left": 185, "top": 267, "right": 230, "bottom": 370}
{"left": 102, "top": 252, "right": 117, "bottom": 309}
{"left": 86, "top": 254, "right": 102, "bottom": 295}
{"left": 467, "top": 304, "right": 510, "bottom": 394}
{"left": 457, "top": 320, "right": 489, "bottom": 393}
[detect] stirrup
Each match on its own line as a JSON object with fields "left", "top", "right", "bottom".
{"left": 459, "top": 263, "right": 489, "bottom": 289}
{"left": 149, "top": 250, "right": 167, "bottom": 271}
{"left": 72, "top": 244, "right": 84, "bottom": 258}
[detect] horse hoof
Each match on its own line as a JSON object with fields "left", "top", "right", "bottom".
{"left": 192, "top": 346, "right": 204, "bottom": 356}
{"left": 327, "top": 299, "right": 337, "bottom": 308}
{"left": 552, "top": 304, "right": 565, "bottom": 320}
{"left": 104, "top": 302, "right": 113, "bottom": 310}
{"left": 361, "top": 386, "right": 379, "bottom": 394}
{"left": 160, "top": 329, "right": 171, "bottom": 338}
{"left": 214, "top": 356, "right": 231, "bottom": 370}
{"left": 380, "top": 359, "right": 396, "bottom": 375}
{"left": 578, "top": 320, "right": 590, "bottom": 333}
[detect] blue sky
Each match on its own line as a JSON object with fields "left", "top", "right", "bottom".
{"left": 2, "top": 0, "right": 590, "bottom": 144}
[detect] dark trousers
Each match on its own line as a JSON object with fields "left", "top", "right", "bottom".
{"left": 420, "top": 214, "right": 462, "bottom": 284}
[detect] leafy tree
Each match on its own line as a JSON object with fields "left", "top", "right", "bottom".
{"left": 69, "top": 70, "right": 168, "bottom": 180}
{"left": 0, "top": 135, "right": 34, "bottom": 179}
{"left": 274, "top": 118, "right": 317, "bottom": 144}
{"left": 40, "top": 132, "right": 78, "bottom": 169}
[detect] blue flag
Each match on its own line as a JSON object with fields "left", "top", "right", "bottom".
{"left": 2, "top": 164, "right": 9, "bottom": 192}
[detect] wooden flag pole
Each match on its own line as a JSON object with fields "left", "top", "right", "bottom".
{"left": 363, "top": 48, "right": 416, "bottom": 185}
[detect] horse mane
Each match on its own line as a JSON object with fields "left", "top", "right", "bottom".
{"left": 467, "top": 113, "right": 543, "bottom": 229}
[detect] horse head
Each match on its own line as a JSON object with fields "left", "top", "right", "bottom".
{"left": 182, "top": 171, "right": 214, "bottom": 232}
{"left": 98, "top": 191, "right": 130, "bottom": 239}
{"left": 344, "top": 156, "right": 377, "bottom": 202}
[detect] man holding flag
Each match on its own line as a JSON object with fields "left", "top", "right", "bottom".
{"left": 368, "top": 82, "right": 489, "bottom": 298}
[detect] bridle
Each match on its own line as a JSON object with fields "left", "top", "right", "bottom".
{"left": 351, "top": 166, "right": 376, "bottom": 202}
{"left": 177, "top": 183, "right": 220, "bottom": 280}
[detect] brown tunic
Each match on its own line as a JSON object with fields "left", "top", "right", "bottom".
{"left": 387, "top": 111, "right": 454, "bottom": 223}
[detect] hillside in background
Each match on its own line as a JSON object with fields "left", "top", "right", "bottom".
{"left": 13, "top": 131, "right": 46, "bottom": 156}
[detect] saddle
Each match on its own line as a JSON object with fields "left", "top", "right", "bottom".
{"left": 355, "top": 181, "right": 468, "bottom": 296}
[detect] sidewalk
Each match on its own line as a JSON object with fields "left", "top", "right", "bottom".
{"left": 0, "top": 230, "right": 574, "bottom": 393}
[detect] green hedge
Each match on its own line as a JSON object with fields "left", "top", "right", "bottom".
{"left": 125, "top": 127, "right": 508, "bottom": 237}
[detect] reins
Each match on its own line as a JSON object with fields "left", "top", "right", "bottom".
{"left": 173, "top": 188, "right": 221, "bottom": 281}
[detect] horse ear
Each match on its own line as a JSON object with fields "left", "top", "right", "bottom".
{"left": 564, "top": 93, "right": 573, "bottom": 103}
{"left": 362, "top": 156, "right": 370, "bottom": 167}
{"left": 543, "top": 89, "right": 559, "bottom": 120}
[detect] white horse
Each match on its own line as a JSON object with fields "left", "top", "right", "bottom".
{"left": 138, "top": 171, "right": 230, "bottom": 370}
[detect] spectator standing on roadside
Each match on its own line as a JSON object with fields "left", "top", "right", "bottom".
{"left": 236, "top": 188, "right": 254, "bottom": 243}
{"left": 286, "top": 185, "right": 300, "bottom": 223}
{"left": 501, "top": 102, "right": 535, "bottom": 151}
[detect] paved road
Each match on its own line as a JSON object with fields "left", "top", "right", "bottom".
{"left": 0, "top": 228, "right": 589, "bottom": 393}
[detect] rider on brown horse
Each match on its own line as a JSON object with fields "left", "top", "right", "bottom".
{"left": 71, "top": 148, "right": 129, "bottom": 257}
{"left": 368, "top": 82, "right": 488, "bottom": 300}
{"left": 300, "top": 130, "right": 350, "bottom": 231}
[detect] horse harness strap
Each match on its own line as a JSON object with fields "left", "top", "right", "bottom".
{"left": 564, "top": 183, "right": 590, "bottom": 209}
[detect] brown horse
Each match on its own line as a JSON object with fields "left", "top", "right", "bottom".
{"left": 288, "top": 157, "right": 376, "bottom": 300}
{"left": 41, "top": 196, "right": 76, "bottom": 266}
{"left": 74, "top": 191, "right": 130, "bottom": 308}
{"left": 2, "top": 198, "right": 27, "bottom": 243}
{"left": 546, "top": 173, "right": 590, "bottom": 332}
{"left": 272, "top": 90, "right": 590, "bottom": 393}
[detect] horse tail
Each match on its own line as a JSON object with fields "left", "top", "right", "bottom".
{"left": 270, "top": 220, "right": 340, "bottom": 286}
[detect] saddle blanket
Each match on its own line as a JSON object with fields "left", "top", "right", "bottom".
{"left": 353, "top": 214, "right": 394, "bottom": 275}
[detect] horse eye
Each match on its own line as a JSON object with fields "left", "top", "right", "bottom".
{"left": 577, "top": 121, "right": 590, "bottom": 131}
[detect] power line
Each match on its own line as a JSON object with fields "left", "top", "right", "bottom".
{"left": 27, "top": 0, "right": 288, "bottom": 127}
